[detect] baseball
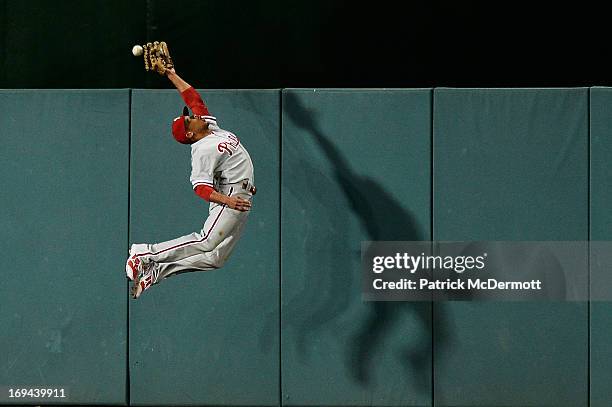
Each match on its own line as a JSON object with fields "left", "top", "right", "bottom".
{"left": 132, "top": 45, "right": 143, "bottom": 56}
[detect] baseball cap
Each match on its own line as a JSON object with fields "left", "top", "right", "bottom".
{"left": 171, "top": 106, "right": 191, "bottom": 144}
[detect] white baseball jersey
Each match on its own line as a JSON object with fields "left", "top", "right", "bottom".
{"left": 190, "top": 123, "right": 255, "bottom": 191}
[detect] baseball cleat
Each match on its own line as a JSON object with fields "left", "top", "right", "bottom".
{"left": 125, "top": 255, "right": 144, "bottom": 281}
{"left": 131, "top": 264, "right": 155, "bottom": 299}
{"left": 125, "top": 244, "right": 149, "bottom": 281}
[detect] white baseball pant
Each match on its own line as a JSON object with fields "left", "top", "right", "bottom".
{"left": 137, "top": 184, "right": 251, "bottom": 285}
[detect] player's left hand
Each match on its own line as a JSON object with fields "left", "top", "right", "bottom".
{"left": 142, "top": 41, "right": 174, "bottom": 75}
{"left": 228, "top": 196, "right": 252, "bottom": 212}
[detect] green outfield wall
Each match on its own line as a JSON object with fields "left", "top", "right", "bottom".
{"left": 433, "top": 88, "right": 589, "bottom": 406}
{"left": 1, "top": 88, "right": 611, "bottom": 406}
{"left": 0, "top": 90, "right": 129, "bottom": 405}
{"left": 281, "top": 89, "right": 432, "bottom": 406}
{"left": 589, "top": 87, "right": 612, "bottom": 407}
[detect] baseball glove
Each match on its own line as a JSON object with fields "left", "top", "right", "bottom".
{"left": 143, "top": 41, "right": 174, "bottom": 75}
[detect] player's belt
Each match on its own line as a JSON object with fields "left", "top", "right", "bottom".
{"left": 219, "top": 179, "right": 256, "bottom": 196}
{"left": 241, "top": 179, "right": 257, "bottom": 195}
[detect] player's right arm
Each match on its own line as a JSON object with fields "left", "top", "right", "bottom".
{"left": 194, "top": 185, "right": 251, "bottom": 211}
{"left": 210, "top": 191, "right": 252, "bottom": 211}
{"left": 166, "top": 68, "right": 211, "bottom": 116}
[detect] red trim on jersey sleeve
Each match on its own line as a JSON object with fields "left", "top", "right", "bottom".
{"left": 181, "top": 87, "right": 211, "bottom": 116}
{"left": 194, "top": 184, "right": 214, "bottom": 201}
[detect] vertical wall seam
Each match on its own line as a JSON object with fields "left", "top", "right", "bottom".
{"left": 279, "top": 89, "right": 283, "bottom": 407}
{"left": 430, "top": 87, "right": 435, "bottom": 407}
{"left": 126, "top": 88, "right": 132, "bottom": 407}
{"left": 584, "top": 87, "right": 590, "bottom": 407}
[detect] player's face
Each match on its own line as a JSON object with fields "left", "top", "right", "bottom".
{"left": 185, "top": 116, "right": 208, "bottom": 134}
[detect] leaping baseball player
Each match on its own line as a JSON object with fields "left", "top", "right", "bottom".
{"left": 126, "top": 67, "right": 256, "bottom": 299}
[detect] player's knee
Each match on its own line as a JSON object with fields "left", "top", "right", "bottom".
{"left": 210, "top": 257, "right": 226, "bottom": 269}
{"left": 208, "top": 251, "right": 229, "bottom": 269}
{"left": 196, "top": 239, "right": 217, "bottom": 253}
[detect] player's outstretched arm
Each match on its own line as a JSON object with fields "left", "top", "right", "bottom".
{"left": 166, "top": 68, "right": 211, "bottom": 116}
{"left": 166, "top": 68, "right": 191, "bottom": 92}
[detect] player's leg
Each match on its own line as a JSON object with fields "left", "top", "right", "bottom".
{"left": 128, "top": 184, "right": 253, "bottom": 297}
{"left": 131, "top": 210, "right": 248, "bottom": 298}
{"left": 126, "top": 203, "right": 228, "bottom": 280}
{"left": 153, "top": 218, "right": 247, "bottom": 282}
{"left": 141, "top": 203, "right": 247, "bottom": 264}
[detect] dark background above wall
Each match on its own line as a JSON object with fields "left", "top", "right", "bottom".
{"left": 0, "top": 0, "right": 608, "bottom": 89}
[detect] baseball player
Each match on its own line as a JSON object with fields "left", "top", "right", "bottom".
{"left": 125, "top": 67, "right": 256, "bottom": 299}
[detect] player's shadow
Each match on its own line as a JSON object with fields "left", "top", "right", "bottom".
{"left": 281, "top": 92, "right": 451, "bottom": 391}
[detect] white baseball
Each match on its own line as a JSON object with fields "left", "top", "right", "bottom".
{"left": 132, "top": 45, "right": 143, "bottom": 56}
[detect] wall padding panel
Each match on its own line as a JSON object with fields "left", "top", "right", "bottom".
{"left": 129, "top": 89, "right": 280, "bottom": 406}
{"left": 0, "top": 90, "right": 129, "bottom": 405}
{"left": 281, "top": 89, "right": 432, "bottom": 406}
{"left": 433, "top": 88, "right": 588, "bottom": 406}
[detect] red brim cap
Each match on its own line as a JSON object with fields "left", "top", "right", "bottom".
{"left": 171, "top": 106, "right": 192, "bottom": 144}
{"left": 171, "top": 115, "right": 190, "bottom": 144}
